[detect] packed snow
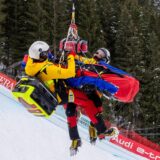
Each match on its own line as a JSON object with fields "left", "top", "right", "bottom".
{"left": 0, "top": 86, "right": 147, "bottom": 160}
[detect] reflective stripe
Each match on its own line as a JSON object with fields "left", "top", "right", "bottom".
{"left": 44, "top": 80, "right": 54, "bottom": 89}
{"left": 39, "top": 64, "right": 52, "bottom": 73}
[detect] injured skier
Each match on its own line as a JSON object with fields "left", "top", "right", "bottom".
{"left": 22, "top": 40, "right": 119, "bottom": 156}
{"left": 58, "top": 39, "right": 122, "bottom": 155}
{"left": 58, "top": 38, "right": 139, "bottom": 156}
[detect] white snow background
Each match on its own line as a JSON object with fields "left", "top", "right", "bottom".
{"left": 0, "top": 85, "right": 147, "bottom": 160}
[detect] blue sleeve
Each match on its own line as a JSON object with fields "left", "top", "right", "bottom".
{"left": 21, "top": 61, "right": 26, "bottom": 69}
{"left": 48, "top": 52, "right": 56, "bottom": 61}
{"left": 66, "top": 76, "right": 118, "bottom": 95}
{"left": 98, "top": 61, "right": 130, "bottom": 76}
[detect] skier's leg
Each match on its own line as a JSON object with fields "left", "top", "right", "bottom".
{"left": 86, "top": 91, "right": 103, "bottom": 113}
{"left": 85, "top": 91, "right": 103, "bottom": 143}
{"left": 70, "top": 89, "right": 105, "bottom": 134}
{"left": 89, "top": 122, "right": 97, "bottom": 144}
{"left": 65, "top": 102, "right": 82, "bottom": 156}
{"left": 90, "top": 113, "right": 118, "bottom": 140}
{"left": 71, "top": 89, "right": 99, "bottom": 124}
{"left": 65, "top": 103, "right": 80, "bottom": 140}
{"left": 71, "top": 88, "right": 118, "bottom": 139}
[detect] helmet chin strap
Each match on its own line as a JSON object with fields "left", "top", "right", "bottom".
{"left": 39, "top": 56, "right": 48, "bottom": 62}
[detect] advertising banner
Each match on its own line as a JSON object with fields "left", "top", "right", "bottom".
{"left": 0, "top": 72, "right": 16, "bottom": 90}
{"left": 110, "top": 135, "right": 160, "bottom": 160}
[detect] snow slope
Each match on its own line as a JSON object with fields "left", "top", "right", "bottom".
{"left": 0, "top": 86, "right": 147, "bottom": 160}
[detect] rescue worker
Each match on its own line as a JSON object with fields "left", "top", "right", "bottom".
{"left": 25, "top": 41, "right": 118, "bottom": 156}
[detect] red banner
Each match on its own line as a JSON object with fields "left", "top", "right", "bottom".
{"left": 0, "top": 72, "right": 16, "bottom": 90}
{"left": 110, "top": 135, "right": 160, "bottom": 160}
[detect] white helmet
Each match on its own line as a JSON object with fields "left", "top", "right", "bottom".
{"left": 97, "top": 48, "right": 110, "bottom": 64}
{"left": 28, "top": 41, "right": 49, "bottom": 60}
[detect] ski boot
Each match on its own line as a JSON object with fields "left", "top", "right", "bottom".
{"left": 98, "top": 127, "right": 119, "bottom": 140}
{"left": 94, "top": 113, "right": 119, "bottom": 140}
{"left": 70, "top": 139, "right": 82, "bottom": 156}
{"left": 89, "top": 123, "right": 97, "bottom": 145}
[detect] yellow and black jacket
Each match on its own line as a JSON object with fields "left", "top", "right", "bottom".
{"left": 25, "top": 54, "right": 76, "bottom": 103}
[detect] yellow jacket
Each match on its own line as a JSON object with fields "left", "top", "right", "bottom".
{"left": 75, "top": 55, "right": 97, "bottom": 64}
{"left": 25, "top": 54, "right": 76, "bottom": 103}
{"left": 25, "top": 54, "right": 75, "bottom": 81}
